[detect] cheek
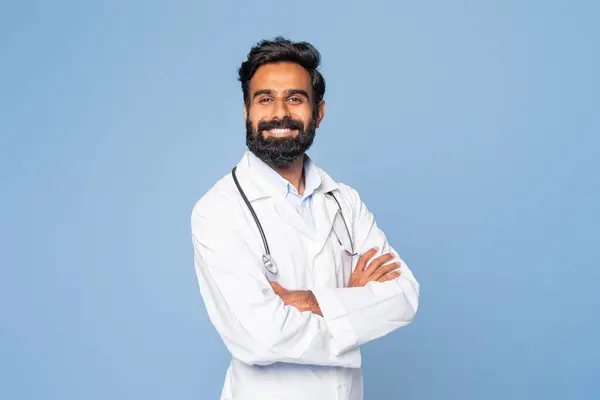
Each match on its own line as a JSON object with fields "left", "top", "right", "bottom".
{"left": 302, "top": 111, "right": 316, "bottom": 127}
{"left": 248, "top": 109, "right": 267, "bottom": 128}
{"left": 291, "top": 107, "right": 313, "bottom": 125}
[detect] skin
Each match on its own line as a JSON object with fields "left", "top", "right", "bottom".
{"left": 245, "top": 62, "right": 401, "bottom": 313}
{"left": 270, "top": 250, "right": 401, "bottom": 315}
{"left": 244, "top": 62, "right": 324, "bottom": 196}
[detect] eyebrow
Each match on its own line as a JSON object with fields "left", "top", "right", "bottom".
{"left": 252, "top": 89, "right": 311, "bottom": 100}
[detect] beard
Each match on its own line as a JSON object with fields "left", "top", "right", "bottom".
{"left": 246, "top": 114, "right": 317, "bottom": 167}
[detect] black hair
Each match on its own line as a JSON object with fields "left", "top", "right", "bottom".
{"left": 238, "top": 36, "right": 326, "bottom": 109}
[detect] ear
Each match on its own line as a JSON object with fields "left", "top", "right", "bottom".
{"left": 315, "top": 100, "right": 326, "bottom": 128}
{"left": 244, "top": 104, "right": 248, "bottom": 122}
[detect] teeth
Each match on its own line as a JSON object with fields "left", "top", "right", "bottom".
{"left": 269, "top": 128, "right": 291, "bottom": 135}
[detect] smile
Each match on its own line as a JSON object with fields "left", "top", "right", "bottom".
{"left": 264, "top": 128, "right": 297, "bottom": 136}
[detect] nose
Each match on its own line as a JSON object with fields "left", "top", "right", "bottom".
{"left": 272, "top": 98, "right": 291, "bottom": 120}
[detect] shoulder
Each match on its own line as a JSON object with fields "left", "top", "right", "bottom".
{"left": 190, "top": 171, "right": 243, "bottom": 229}
{"left": 313, "top": 164, "right": 363, "bottom": 213}
{"left": 315, "top": 166, "right": 377, "bottom": 234}
{"left": 313, "top": 162, "right": 360, "bottom": 202}
{"left": 336, "top": 182, "right": 361, "bottom": 205}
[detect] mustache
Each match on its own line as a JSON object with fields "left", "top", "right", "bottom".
{"left": 257, "top": 118, "right": 304, "bottom": 132}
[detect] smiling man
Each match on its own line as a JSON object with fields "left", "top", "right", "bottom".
{"left": 191, "top": 37, "right": 420, "bottom": 400}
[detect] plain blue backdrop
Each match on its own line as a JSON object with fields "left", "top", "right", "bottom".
{"left": 1, "top": 1, "right": 598, "bottom": 399}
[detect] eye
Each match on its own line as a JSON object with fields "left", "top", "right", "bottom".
{"left": 288, "top": 96, "right": 303, "bottom": 103}
{"left": 259, "top": 97, "right": 273, "bottom": 104}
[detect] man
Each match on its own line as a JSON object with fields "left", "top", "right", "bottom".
{"left": 191, "top": 37, "right": 419, "bottom": 400}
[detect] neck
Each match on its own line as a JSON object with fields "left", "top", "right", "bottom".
{"left": 273, "top": 155, "right": 305, "bottom": 195}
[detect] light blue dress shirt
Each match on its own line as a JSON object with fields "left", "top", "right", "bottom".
{"left": 247, "top": 151, "right": 321, "bottom": 233}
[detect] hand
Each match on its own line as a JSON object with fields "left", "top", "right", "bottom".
{"left": 348, "top": 247, "right": 401, "bottom": 288}
{"left": 270, "top": 282, "right": 323, "bottom": 316}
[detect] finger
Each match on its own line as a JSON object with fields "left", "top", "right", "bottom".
{"left": 371, "top": 262, "right": 400, "bottom": 281}
{"left": 354, "top": 247, "right": 380, "bottom": 273}
{"left": 377, "top": 270, "right": 401, "bottom": 283}
{"left": 278, "top": 293, "right": 293, "bottom": 305}
{"left": 364, "top": 253, "right": 395, "bottom": 274}
{"left": 270, "top": 281, "right": 284, "bottom": 292}
{"left": 270, "top": 281, "right": 287, "bottom": 295}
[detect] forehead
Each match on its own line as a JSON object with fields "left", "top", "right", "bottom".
{"left": 249, "top": 62, "right": 312, "bottom": 95}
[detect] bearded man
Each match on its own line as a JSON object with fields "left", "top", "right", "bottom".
{"left": 191, "top": 37, "right": 420, "bottom": 400}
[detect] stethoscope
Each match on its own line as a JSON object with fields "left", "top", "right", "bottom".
{"left": 232, "top": 166, "right": 355, "bottom": 275}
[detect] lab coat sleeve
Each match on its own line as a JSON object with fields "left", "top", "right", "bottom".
{"left": 312, "top": 186, "right": 420, "bottom": 355}
{"left": 191, "top": 201, "right": 361, "bottom": 368}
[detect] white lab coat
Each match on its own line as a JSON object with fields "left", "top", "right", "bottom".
{"left": 191, "top": 151, "right": 419, "bottom": 400}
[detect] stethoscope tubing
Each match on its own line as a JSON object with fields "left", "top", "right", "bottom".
{"left": 231, "top": 166, "right": 355, "bottom": 274}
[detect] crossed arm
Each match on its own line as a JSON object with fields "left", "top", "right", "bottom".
{"left": 269, "top": 248, "right": 402, "bottom": 316}
{"left": 191, "top": 188, "right": 419, "bottom": 368}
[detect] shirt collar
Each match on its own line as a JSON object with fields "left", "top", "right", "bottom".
{"left": 239, "top": 151, "right": 338, "bottom": 202}
{"left": 302, "top": 156, "right": 321, "bottom": 199}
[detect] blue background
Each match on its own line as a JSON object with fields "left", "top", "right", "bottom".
{"left": 1, "top": 1, "right": 598, "bottom": 399}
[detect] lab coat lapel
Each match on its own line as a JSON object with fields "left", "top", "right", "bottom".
{"left": 234, "top": 151, "right": 341, "bottom": 243}
{"left": 313, "top": 191, "right": 341, "bottom": 252}
{"left": 235, "top": 154, "right": 314, "bottom": 238}
{"left": 272, "top": 197, "right": 316, "bottom": 240}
